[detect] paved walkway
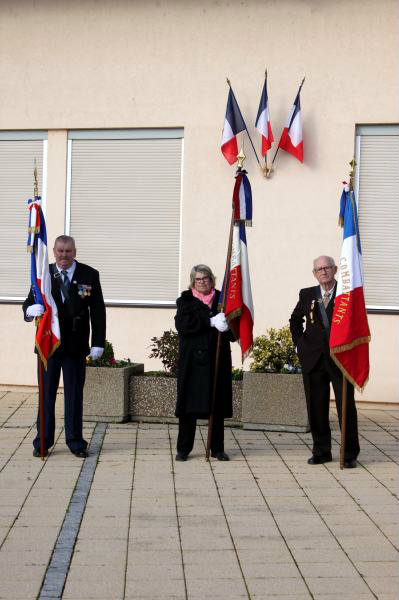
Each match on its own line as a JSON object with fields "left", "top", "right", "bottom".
{"left": 0, "top": 389, "right": 398, "bottom": 600}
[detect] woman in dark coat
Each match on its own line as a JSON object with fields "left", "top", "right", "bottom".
{"left": 175, "top": 264, "right": 234, "bottom": 461}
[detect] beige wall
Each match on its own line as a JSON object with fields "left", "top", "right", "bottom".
{"left": 0, "top": 0, "right": 398, "bottom": 402}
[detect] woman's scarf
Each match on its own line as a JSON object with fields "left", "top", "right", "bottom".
{"left": 192, "top": 287, "right": 215, "bottom": 308}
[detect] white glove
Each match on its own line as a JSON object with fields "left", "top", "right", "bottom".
{"left": 210, "top": 312, "right": 229, "bottom": 333}
{"left": 26, "top": 304, "right": 45, "bottom": 318}
{"left": 89, "top": 347, "right": 104, "bottom": 360}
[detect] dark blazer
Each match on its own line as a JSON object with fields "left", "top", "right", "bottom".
{"left": 174, "top": 289, "right": 234, "bottom": 419}
{"left": 289, "top": 284, "right": 336, "bottom": 373}
{"left": 23, "top": 261, "right": 106, "bottom": 356}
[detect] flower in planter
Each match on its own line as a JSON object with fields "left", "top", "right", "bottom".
{"left": 87, "top": 340, "right": 132, "bottom": 368}
{"left": 249, "top": 325, "right": 301, "bottom": 373}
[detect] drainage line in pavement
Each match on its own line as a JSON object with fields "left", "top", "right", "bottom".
{"left": 38, "top": 422, "right": 107, "bottom": 600}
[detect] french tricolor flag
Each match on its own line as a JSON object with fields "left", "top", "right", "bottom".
{"left": 221, "top": 89, "right": 246, "bottom": 165}
{"left": 223, "top": 223, "right": 254, "bottom": 360}
{"left": 27, "top": 198, "right": 60, "bottom": 368}
{"left": 330, "top": 186, "right": 370, "bottom": 391}
{"left": 278, "top": 91, "right": 304, "bottom": 163}
{"left": 255, "top": 79, "right": 274, "bottom": 156}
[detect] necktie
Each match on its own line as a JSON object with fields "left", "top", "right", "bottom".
{"left": 61, "top": 270, "right": 71, "bottom": 291}
{"left": 323, "top": 291, "right": 330, "bottom": 308}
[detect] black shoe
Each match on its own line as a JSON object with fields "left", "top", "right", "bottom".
{"left": 72, "top": 450, "right": 88, "bottom": 458}
{"left": 344, "top": 459, "right": 357, "bottom": 468}
{"left": 175, "top": 452, "right": 188, "bottom": 461}
{"left": 211, "top": 451, "right": 230, "bottom": 461}
{"left": 307, "top": 454, "right": 332, "bottom": 465}
{"left": 33, "top": 448, "right": 48, "bottom": 458}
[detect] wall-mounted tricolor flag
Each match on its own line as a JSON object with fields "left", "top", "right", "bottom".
{"left": 27, "top": 197, "right": 60, "bottom": 368}
{"left": 232, "top": 169, "right": 252, "bottom": 226}
{"left": 221, "top": 88, "right": 246, "bottom": 165}
{"left": 330, "top": 185, "right": 370, "bottom": 391}
{"left": 277, "top": 90, "right": 304, "bottom": 163}
{"left": 255, "top": 78, "right": 274, "bottom": 156}
{"left": 221, "top": 222, "right": 254, "bottom": 360}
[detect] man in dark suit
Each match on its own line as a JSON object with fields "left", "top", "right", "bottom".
{"left": 23, "top": 235, "right": 106, "bottom": 458}
{"left": 290, "top": 255, "right": 359, "bottom": 468}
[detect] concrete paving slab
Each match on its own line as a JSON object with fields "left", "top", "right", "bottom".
{"left": 0, "top": 393, "right": 398, "bottom": 600}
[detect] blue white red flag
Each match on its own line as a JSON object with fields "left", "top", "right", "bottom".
{"left": 27, "top": 197, "right": 60, "bottom": 368}
{"left": 277, "top": 91, "right": 303, "bottom": 163}
{"left": 330, "top": 185, "right": 370, "bottom": 391}
{"left": 255, "top": 79, "right": 274, "bottom": 156}
{"left": 232, "top": 170, "right": 252, "bottom": 226}
{"left": 222, "top": 223, "right": 254, "bottom": 360}
{"left": 221, "top": 89, "right": 246, "bottom": 165}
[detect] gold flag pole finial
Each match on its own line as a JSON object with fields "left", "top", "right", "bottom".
{"left": 236, "top": 148, "right": 246, "bottom": 168}
{"left": 349, "top": 158, "right": 356, "bottom": 191}
{"left": 33, "top": 159, "right": 39, "bottom": 199}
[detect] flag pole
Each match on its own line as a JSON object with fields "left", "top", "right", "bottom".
{"left": 32, "top": 162, "right": 46, "bottom": 461}
{"left": 205, "top": 210, "right": 234, "bottom": 460}
{"left": 263, "top": 69, "right": 273, "bottom": 179}
{"left": 270, "top": 76, "right": 305, "bottom": 168}
{"left": 226, "top": 78, "right": 261, "bottom": 167}
{"left": 339, "top": 377, "right": 348, "bottom": 469}
{"left": 205, "top": 150, "right": 246, "bottom": 460}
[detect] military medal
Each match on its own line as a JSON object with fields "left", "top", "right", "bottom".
{"left": 77, "top": 284, "right": 92, "bottom": 297}
{"left": 310, "top": 299, "right": 315, "bottom": 324}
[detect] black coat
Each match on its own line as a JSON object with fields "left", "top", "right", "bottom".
{"left": 174, "top": 289, "right": 234, "bottom": 419}
{"left": 289, "top": 284, "right": 336, "bottom": 374}
{"left": 23, "top": 261, "right": 106, "bottom": 356}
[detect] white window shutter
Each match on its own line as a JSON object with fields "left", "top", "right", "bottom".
{"left": 357, "top": 129, "right": 399, "bottom": 310}
{"left": 0, "top": 138, "right": 45, "bottom": 299}
{"left": 68, "top": 134, "right": 182, "bottom": 304}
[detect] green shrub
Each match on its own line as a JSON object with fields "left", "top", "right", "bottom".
{"left": 87, "top": 340, "right": 132, "bottom": 368}
{"left": 231, "top": 367, "right": 243, "bottom": 381}
{"left": 148, "top": 330, "right": 243, "bottom": 380}
{"left": 249, "top": 326, "right": 301, "bottom": 373}
{"left": 149, "top": 329, "right": 179, "bottom": 376}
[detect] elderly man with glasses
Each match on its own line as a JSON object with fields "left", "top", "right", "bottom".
{"left": 289, "top": 255, "right": 359, "bottom": 468}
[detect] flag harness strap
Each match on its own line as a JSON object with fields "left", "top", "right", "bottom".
{"left": 52, "top": 267, "right": 79, "bottom": 332}
{"left": 316, "top": 288, "right": 330, "bottom": 334}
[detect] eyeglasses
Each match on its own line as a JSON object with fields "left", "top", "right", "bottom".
{"left": 313, "top": 266, "right": 334, "bottom": 273}
{"left": 195, "top": 276, "right": 210, "bottom": 283}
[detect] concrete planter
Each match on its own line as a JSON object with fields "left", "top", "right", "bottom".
{"left": 83, "top": 363, "right": 144, "bottom": 423}
{"left": 242, "top": 372, "right": 309, "bottom": 432}
{"left": 129, "top": 375, "right": 242, "bottom": 425}
{"left": 130, "top": 375, "right": 177, "bottom": 421}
